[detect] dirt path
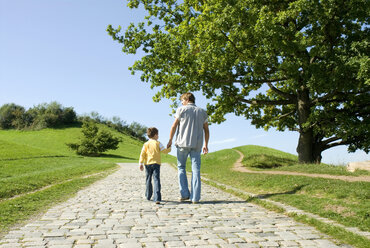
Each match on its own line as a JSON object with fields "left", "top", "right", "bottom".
{"left": 232, "top": 149, "right": 370, "bottom": 182}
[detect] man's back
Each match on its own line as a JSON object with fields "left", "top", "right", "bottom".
{"left": 174, "top": 103, "right": 207, "bottom": 151}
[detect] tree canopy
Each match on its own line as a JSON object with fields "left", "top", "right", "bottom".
{"left": 107, "top": 0, "right": 369, "bottom": 163}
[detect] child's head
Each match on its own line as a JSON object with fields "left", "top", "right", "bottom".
{"left": 147, "top": 127, "right": 159, "bottom": 139}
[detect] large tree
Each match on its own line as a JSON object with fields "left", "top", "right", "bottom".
{"left": 107, "top": 0, "right": 369, "bottom": 163}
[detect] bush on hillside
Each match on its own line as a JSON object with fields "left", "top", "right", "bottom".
{"left": 67, "top": 121, "right": 122, "bottom": 156}
{"left": 0, "top": 103, "right": 31, "bottom": 129}
{"left": 28, "top": 102, "right": 77, "bottom": 129}
{"left": 78, "top": 114, "right": 148, "bottom": 141}
{"left": 128, "top": 121, "right": 147, "bottom": 140}
{"left": 0, "top": 102, "right": 146, "bottom": 141}
{"left": 243, "top": 154, "right": 297, "bottom": 169}
{"left": 0, "top": 102, "right": 78, "bottom": 130}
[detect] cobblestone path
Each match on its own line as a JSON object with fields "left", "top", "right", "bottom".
{"left": 0, "top": 163, "right": 350, "bottom": 248}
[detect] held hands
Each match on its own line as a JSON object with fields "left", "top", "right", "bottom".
{"left": 140, "top": 164, "right": 144, "bottom": 171}
{"left": 203, "top": 146, "right": 208, "bottom": 154}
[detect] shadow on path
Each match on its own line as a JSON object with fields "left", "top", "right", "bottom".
{"left": 161, "top": 200, "right": 249, "bottom": 205}
{"left": 255, "top": 184, "right": 306, "bottom": 199}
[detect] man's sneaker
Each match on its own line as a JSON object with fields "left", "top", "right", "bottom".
{"left": 179, "top": 197, "right": 190, "bottom": 202}
{"left": 155, "top": 201, "right": 160, "bottom": 204}
{"left": 192, "top": 201, "right": 199, "bottom": 204}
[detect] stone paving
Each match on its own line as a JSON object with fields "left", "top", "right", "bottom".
{"left": 0, "top": 163, "right": 350, "bottom": 248}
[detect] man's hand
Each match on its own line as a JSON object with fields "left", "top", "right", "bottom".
{"left": 168, "top": 118, "right": 179, "bottom": 149}
{"left": 203, "top": 122, "right": 209, "bottom": 155}
{"left": 202, "top": 146, "right": 208, "bottom": 154}
{"left": 140, "top": 165, "right": 144, "bottom": 171}
{"left": 167, "top": 140, "right": 172, "bottom": 149}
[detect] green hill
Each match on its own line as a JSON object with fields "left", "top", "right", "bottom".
{"left": 0, "top": 126, "right": 139, "bottom": 159}
{"left": 0, "top": 139, "right": 60, "bottom": 160}
{"left": 1, "top": 128, "right": 369, "bottom": 247}
{"left": 0, "top": 125, "right": 175, "bottom": 234}
{"left": 200, "top": 146, "right": 370, "bottom": 244}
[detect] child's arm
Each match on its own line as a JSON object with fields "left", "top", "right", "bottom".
{"left": 139, "top": 144, "right": 147, "bottom": 171}
{"left": 159, "top": 142, "right": 171, "bottom": 154}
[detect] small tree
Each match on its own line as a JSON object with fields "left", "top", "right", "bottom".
{"left": 0, "top": 103, "right": 27, "bottom": 129}
{"left": 67, "top": 121, "right": 122, "bottom": 156}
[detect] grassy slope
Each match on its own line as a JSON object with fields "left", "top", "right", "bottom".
{"left": 237, "top": 145, "right": 370, "bottom": 176}
{"left": 200, "top": 146, "right": 369, "bottom": 247}
{"left": 1, "top": 128, "right": 368, "bottom": 246}
{"left": 0, "top": 126, "right": 166, "bottom": 233}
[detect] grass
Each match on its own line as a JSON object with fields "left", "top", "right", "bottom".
{"left": 1, "top": 127, "right": 369, "bottom": 247}
{"left": 0, "top": 157, "right": 114, "bottom": 199}
{"left": 292, "top": 214, "right": 370, "bottom": 248}
{"left": 0, "top": 172, "right": 113, "bottom": 233}
{"left": 0, "top": 126, "right": 150, "bottom": 235}
{"left": 200, "top": 146, "right": 370, "bottom": 247}
{"left": 237, "top": 145, "right": 370, "bottom": 176}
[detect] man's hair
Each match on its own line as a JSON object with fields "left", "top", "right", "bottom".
{"left": 180, "top": 92, "right": 195, "bottom": 103}
{"left": 147, "top": 127, "right": 158, "bottom": 139}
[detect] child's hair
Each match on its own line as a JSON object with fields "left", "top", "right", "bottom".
{"left": 147, "top": 127, "right": 158, "bottom": 139}
{"left": 180, "top": 92, "right": 195, "bottom": 103}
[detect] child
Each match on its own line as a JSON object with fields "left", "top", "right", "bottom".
{"left": 139, "top": 127, "right": 171, "bottom": 204}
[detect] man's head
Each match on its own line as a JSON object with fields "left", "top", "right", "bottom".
{"left": 147, "top": 127, "right": 159, "bottom": 139}
{"left": 180, "top": 92, "right": 195, "bottom": 105}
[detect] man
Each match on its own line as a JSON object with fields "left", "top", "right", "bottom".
{"left": 167, "top": 92, "right": 209, "bottom": 204}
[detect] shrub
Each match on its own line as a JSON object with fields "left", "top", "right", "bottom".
{"left": 128, "top": 121, "right": 147, "bottom": 140}
{"left": 0, "top": 103, "right": 27, "bottom": 129}
{"left": 67, "top": 121, "right": 122, "bottom": 156}
{"left": 27, "top": 102, "right": 78, "bottom": 129}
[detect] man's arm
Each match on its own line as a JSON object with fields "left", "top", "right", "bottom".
{"left": 167, "top": 118, "right": 179, "bottom": 149}
{"left": 203, "top": 122, "right": 209, "bottom": 154}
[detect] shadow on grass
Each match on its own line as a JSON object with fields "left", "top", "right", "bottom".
{"left": 0, "top": 155, "right": 68, "bottom": 161}
{"left": 245, "top": 154, "right": 297, "bottom": 168}
{"left": 256, "top": 184, "right": 307, "bottom": 199}
{"left": 46, "top": 123, "right": 83, "bottom": 129}
{"left": 99, "top": 154, "right": 136, "bottom": 160}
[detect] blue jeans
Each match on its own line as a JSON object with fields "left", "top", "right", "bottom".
{"left": 145, "top": 164, "right": 161, "bottom": 202}
{"left": 177, "top": 147, "right": 201, "bottom": 202}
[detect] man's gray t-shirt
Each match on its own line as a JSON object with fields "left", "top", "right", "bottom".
{"left": 174, "top": 103, "right": 208, "bottom": 151}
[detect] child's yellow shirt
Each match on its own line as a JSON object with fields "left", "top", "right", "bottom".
{"left": 139, "top": 139, "right": 171, "bottom": 166}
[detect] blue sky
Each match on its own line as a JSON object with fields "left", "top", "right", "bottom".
{"left": 1, "top": 0, "right": 368, "bottom": 165}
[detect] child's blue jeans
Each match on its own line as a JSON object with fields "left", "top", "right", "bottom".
{"left": 145, "top": 163, "right": 161, "bottom": 202}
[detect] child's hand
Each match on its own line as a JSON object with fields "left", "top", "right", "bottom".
{"left": 140, "top": 165, "right": 144, "bottom": 171}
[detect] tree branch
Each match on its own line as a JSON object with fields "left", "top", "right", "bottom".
{"left": 220, "top": 30, "right": 246, "bottom": 56}
{"left": 266, "top": 82, "right": 296, "bottom": 100}
{"left": 312, "top": 90, "right": 369, "bottom": 105}
{"left": 276, "top": 110, "right": 295, "bottom": 120}
{"left": 241, "top": 98, "right": 295, "bottom": 106}
{"left": 321, "top": 136, "right": 341, "bottom": 146}
{"left": 231, "top": 77, "right": 287, "bottom": 85}
{"left": 208, "top": 75, "right": 289, "bottom": 86}
{"left": 324, "top": 140, "right": 347, "bottom": 150}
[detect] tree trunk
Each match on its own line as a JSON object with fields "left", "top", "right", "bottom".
{"left": 297, "top": 130, "right": 324, "bottom": 164}
{"left": 296, "top": 88, "right": 316, "bottom": 163}
{"left": 312, "top": 145, "right": 322, "bottom": 164}
{"left": 297, "top": 129, "right": 315, "bottom": 163}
